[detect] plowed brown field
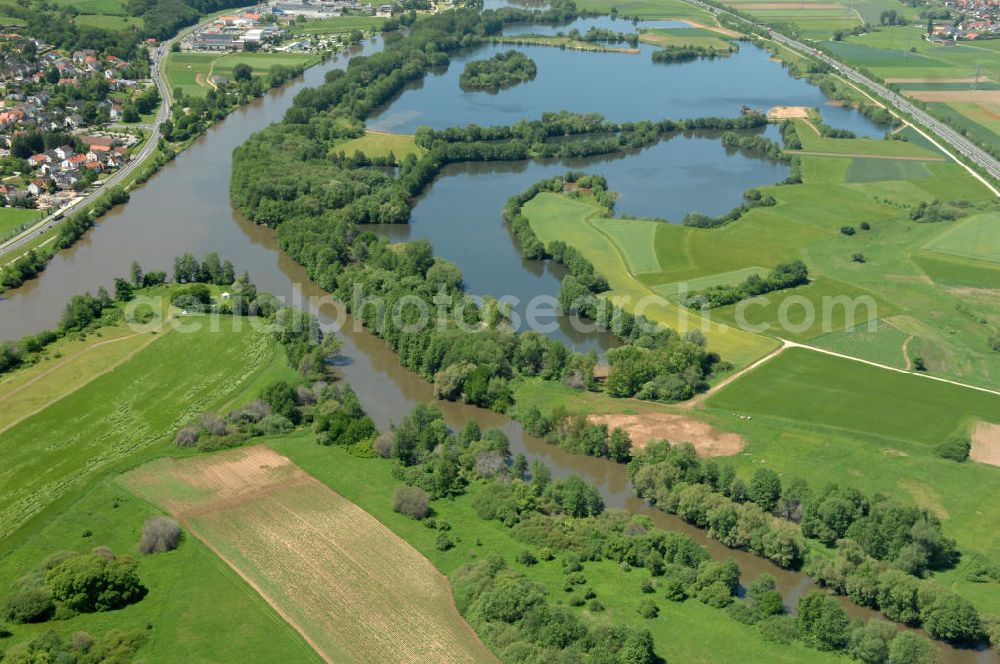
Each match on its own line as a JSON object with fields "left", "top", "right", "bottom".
{"left": 122, "top": 446, "right": 497, "bottom": 664}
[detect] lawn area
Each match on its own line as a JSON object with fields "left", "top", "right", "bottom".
{"left": 0, "top": 478, "right": 322, "bottom": 663}
{"left": 335, "top": 131, "right": 425, "bottom": 160}
{"left": 0, "top": 318, "right": 282, "bottom": 542}
{"left": 269, "top": 438, "right": 843, "bottom": 664}
{"left": 288, "top": 15, "right": 386, "bottom": 35}
{"left": 164, "top": 52, "right": 318, "bottom": 98}
{"left": 809, "top": 317, "right": 911, "bottom": 368}
{"left": 0, "top": 207, "right": 43, "bottom": 239}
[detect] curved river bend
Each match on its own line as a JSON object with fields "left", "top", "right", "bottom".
{"left": 0, "top": 27, "right": 989, "bottom": 664}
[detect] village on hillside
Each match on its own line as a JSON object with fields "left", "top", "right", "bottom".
{"left": 0, "top": 34, "right": 152, "bottom": 215}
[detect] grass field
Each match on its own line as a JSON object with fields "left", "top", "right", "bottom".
{"left": 923, "top": 211, "right": 1000, "bottom": 263}
{"left": 574, "top": 0, "right": 718, "bottom": 21}
{"left": 122, "top": 446, "right": 498, "bottom": 663}
{"left": 0, "top": 319, "right": 281, "bottom": 542}
{"left": 0, "top": 479, "right": 322, "bottom": 663}
{"left": 639, "top": 25, "right": 733, "bottom": 49}
{"left": 164, "top": 52, "right": 318, "bottom": 98}
{"left": 707, "top": 346, "right": 1000, "bottom": 445}
{"left": 288, "top": 15, "right": 386, "bottom": 35}
{"left": 74, "top": 13, "right": 142, "bottom": 30}
{"left": 336, "top": 131, "right": 425, "bottom": 160}
{"left": 0, "top": 207, "right": 43, "bottom": 239}
{"left": 51, "top": 0, "right": 126, "bottom": 14}
{"left": 269, "top": 438, "right": 843, "bottom": 664}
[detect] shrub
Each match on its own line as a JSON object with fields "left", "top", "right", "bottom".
{"left": 640, "top": 579, "right": 655, "bottom": 594}
{"left": 175, "top": 426, "right": 199, "bottom": 447}
{"left": 1, "top": 588, "right": 54, "bottom": 624}
{"left": 852, "top": 253, "right": 866, "bottom": 263}
{"left": 138, "top": 517, "right": 182, "bottom": 554}
{"left": 934, "top": 436, "right": 970, "bottom": 462}
{"left": 698, "top": 581, "right": 734, "bottom": 608}
{"left": 727, "top": 600, "right": 761, "bottom": 624}
{"left": 860, "top": 222, "right": 871, "bottom": 230}
{"left": 436, "top": 532, "right": 454, "bottom": 551}
{"left": 841, "top": 226, "right": 857, "bottom": 236}
{"left": 663, "top": 577, "right": 687, "bottom": 601}
{"left": 516, "top": 550, "right": 538, "bottom": 566}
{"left": 637, "top": 598, "right": 659, "bottom": 618}
{"left": 45, "top": 553, "right": 145, "bottom": 613}
{"left": 393, "top": 485, "right": 430, "bottom": 520}
{"left": 198, "top": 412, "right": 229, "bottom": 436}
{"left": 759, "top": 615, "right": 800, "bottom": 644}
{"left": 587, "top": 599, "right": 604, "bottom": 612}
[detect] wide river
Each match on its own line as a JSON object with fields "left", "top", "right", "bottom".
{"left": 0, "top": 20, "right": 989, "bottom": 662}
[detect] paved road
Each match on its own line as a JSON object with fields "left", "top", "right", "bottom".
{"left": 0, "top": 30, "right": 177, "bottom": 263}
{"left": 688, "top": 0, "right": 1000, "bottom": 183}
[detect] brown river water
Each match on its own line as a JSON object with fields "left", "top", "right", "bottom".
{"left": 0, "top": 35, "right": 990, "bottom": 663}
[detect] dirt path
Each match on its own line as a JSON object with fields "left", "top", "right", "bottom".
{"left": 787, "top": 150, "right": 945, "bottom": 161}
{"left": 685, "top": 340, "right": 790, "bottom": 406}
{"left": 901, "top": 334, "right": 914, "bottom": 370}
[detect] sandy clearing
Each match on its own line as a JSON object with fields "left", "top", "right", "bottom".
{"left": 907, "top": 89, "right": 1000, "bottom": 103}
{"left": 123, "top": 447, "right": 498, "bottom": 664}
{"left": 768, "top": 105, "right": 810, "bottom": 119}
{"left": 681, "top": 19, "right": 743, "bottom": 38}
{"left": 589, "top": 413, "right": 744, "bottom": 456}
{"left": 971, "top": 422, "right": 1000, "bottom": 467}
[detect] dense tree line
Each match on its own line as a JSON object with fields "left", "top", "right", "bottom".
{"left": 780, "top": 119, "right": 803, "bottom": 149}
{"left": 459, "top": 50, "right": 537, "bottom": 92}
{"left": 720, "top": 131, "right": 789, "bottom": 162}
{"left": 0, "top": 627, "right": 148, "bottom": 663}
{"left": 652, "top": 44, "right": 734, "bottom": 63}
{"left": 626, "top": 440, "right": 986, "bottom": 646}
{"left": 684, "top": 260, "right": 809, "bottom": 309}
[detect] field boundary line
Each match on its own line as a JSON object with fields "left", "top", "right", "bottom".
{"left": 0, "top": 331, "right": 158, "bottom": 436}
{"left": 782, "top": 339, "right": 1000, "bottom": 397}
{"left": 174, "top": 516, "right": 335, "bottom": 664}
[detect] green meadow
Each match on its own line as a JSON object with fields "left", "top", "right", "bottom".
{"left": 923, "top": 211, "right": 1000, "bottom": 263}
{"left": 0, "top": 479, "right": 321, "bottom": 662}
{"left": 74, "top": 13, "right": 143, "bottom": 31}
{"left": 164, "top": 52, "right": 318, "bottom": 98}
{"left": 0, "top": 208, "right": 43, "bottom": 239}
{"left": 0, "top": 319, "right": 286, "bottom": 542}
{"left": 639, "top": 25, "right": 732, "bottom": 50}
{"left": 574, "top": 0, "right": 717, "bottom": 21}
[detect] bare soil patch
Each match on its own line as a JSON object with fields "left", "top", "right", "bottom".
{"left": 768, "top": 105, "right": 810, "bottom": 119}
{"left": 589, "top": 413, "right": 744, "bottom": 456}
{"left": 971, "top": 422, "right": 1000, "bottom": 467}
{"left": 907, "top": 90, "right": 1000, "bottom": 103}
{"left": 123, "top": 446, "right": 497, "bottom": 664}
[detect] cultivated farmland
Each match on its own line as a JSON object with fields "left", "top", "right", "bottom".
{"left": 122, "top": 446, "right": 498, "bottom": 664}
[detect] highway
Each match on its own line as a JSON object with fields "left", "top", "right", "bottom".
{"left": 688, "top": 0, "right": 1000, "bottom": 183}
{"left": 0, "top": 30, "right": 177, "bottom": 263}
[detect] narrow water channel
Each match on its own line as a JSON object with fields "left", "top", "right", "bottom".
{"left": 0, "top": 26, "right": 988, "bottom": 664}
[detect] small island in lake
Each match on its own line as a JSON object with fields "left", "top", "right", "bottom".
{"left": 459, "top": 50, "right": 538, "bottom": 93}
